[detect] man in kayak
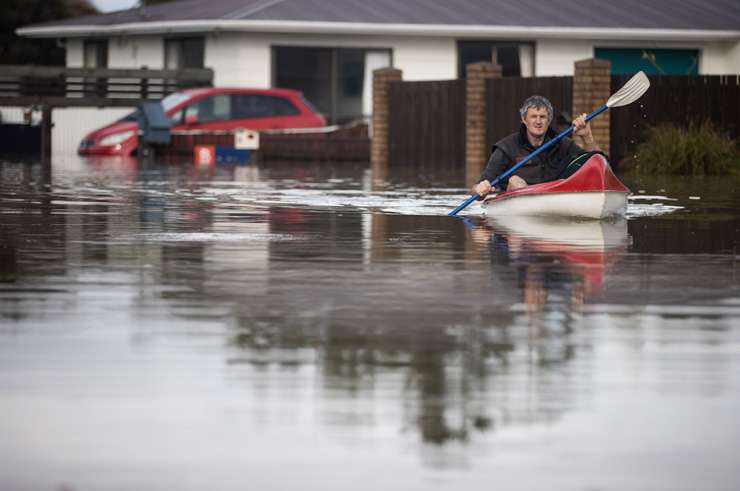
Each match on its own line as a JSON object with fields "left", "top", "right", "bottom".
{"left": 473, "top": 95, "right": 600, "bottom": 197}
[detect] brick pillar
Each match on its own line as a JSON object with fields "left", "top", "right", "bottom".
{"left": 371, "top": 67, "right": 403, "bottom": 184}
{"left": 465, "top": 62, "right": 501, "bottom": 188}
{"left": 573, "top": 58, "right": 612, "bottom": 156}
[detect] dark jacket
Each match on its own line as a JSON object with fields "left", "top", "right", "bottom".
{"left": 480, "top": 124, "right": 585, "bottom": 189}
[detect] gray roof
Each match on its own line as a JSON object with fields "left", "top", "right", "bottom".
{"left": 23, "top": 0, "right": 740, "bottom": 31}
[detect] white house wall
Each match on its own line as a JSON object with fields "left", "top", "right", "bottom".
{"left": 393, "top": 37, "right": 456, "bottom": 80}
{"left": 723, "top": 40, "right": 740, "bottom": 73}
{"left": 108, "top": 35, "right": 164, "bottom": 69}
{"left": 701, "top": 43, "right": 729, "bottom": 74}
{"left": 65, "top": 31, "right": 739, "bottom": 83}
{"left": 535, "top": 40, "right": 593, "bottom": 76}
{"left": 66, "top": 39, "right": 84, "bottom": 67}
{"left": 205, "top": 32, "right": 270, "bottom": 87}
{"left": 52, "top": 31, "right": 739, "bottom": 156}
{"left": 716, "top": 41, "right": 740, "bottom": 74}
{"left": 203, "top": 32, "right": 456, "bottom": 87}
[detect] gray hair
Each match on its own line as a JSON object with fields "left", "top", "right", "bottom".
{"left": 519, "top": 95, "right": 553, "bottom": 121}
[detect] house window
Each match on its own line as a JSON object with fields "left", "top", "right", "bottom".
{"left": 165, "top": 37, "right": 205, "bottom": 69}
{"left": 273, "top": 46, "right": 392, "bottom": 124}
{"left": 83, "top": 40, "right": 108, "bottom": 97}
{"left": 83, "top": 40, "right": 108, "bottom": 68}
{"left": 594, "top": 48, "right": 699, "bottom": 75}
{"left": 457, "top": 41, "right": 534, "bottom": 78}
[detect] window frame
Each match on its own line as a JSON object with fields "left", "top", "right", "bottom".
{"left": 271, "top": 46, "right": 393, "bottom": 125}
{"left": 164, "top": 37, "right": 206, "bottom": 70}
{"left": 83, "top": 39, "right": 108, "bottom": 69}
{"left": 82, "top": 39, "right": 109, "bottom": 97}
{"left": 456, "top": 40, "right": 535, "bottom": 79}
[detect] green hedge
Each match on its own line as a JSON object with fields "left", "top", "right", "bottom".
{"left": 633, "top": 121, "right": 740, "bottom": 175}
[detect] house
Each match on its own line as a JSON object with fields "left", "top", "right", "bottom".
{"left": 16, "top": 0, "right": 740, "bottom": 154}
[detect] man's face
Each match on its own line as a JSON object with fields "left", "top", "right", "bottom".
{"left": 522, "top": 106, "right": 551, "bottom": 139}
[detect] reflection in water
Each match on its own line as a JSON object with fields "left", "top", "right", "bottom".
{"left": 470, "top": 217, "right": 627, "bottom": 368}
{"left": 0, "top": 158, "right": 739, "bottom": 490}
{"left": 481, "top": 215, "right": 627, "bottom": 307}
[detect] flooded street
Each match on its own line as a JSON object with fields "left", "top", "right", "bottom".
{"left": 1, "top": 156, "right": 739, "bottom": 491}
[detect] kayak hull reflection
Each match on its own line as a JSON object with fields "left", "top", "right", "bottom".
{"left": 484, "top": 215, "right": 628, "bottom": 299}
{"left": 486, "top": 215, "right": 629, "bottom": 251}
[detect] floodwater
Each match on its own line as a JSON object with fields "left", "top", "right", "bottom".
{"left": 1, "top": 156, "right": 739, "bottom": 491}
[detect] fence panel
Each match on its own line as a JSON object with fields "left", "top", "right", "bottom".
{"left": 486, "top": 77, "right": 573, "bottom": 150}
{"left": 388, "top": 80, "right": 466, "bottom": 177}
{"left": 610, "top": 75, "right": 740, "bottom": 165}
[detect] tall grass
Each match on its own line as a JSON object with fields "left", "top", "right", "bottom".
{"left": 634, "top": 121, "right": 740, "bottom": 175}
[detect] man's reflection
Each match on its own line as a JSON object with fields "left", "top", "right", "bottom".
{"left": 472, "top": 216, "right": 627, "bottom": 329}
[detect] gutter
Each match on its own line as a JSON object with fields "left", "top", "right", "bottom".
{"left": 17, "top": 20, "right": 740, "bottom": 41}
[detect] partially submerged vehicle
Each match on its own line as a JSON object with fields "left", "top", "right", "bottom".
{"left": 79, "top": 87, "right": 326, "bottom": 156}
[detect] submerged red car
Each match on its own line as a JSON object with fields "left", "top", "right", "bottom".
{"left": 78, "top": 87, "right": 326, "bottom": 156}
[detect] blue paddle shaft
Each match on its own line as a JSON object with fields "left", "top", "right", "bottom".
{"left": 448, "top": 104, "right": 608, "bottom": 216}
{"left": 448, "top": 194, "right": 479, "bottom": 216}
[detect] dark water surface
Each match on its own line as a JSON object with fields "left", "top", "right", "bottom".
{"left": 1, "top": 157, "right": 739, "bottom": 491}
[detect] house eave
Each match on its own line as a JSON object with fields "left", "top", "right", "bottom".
{"left": 17, "top": 20, "right": 740, "bottom": 41}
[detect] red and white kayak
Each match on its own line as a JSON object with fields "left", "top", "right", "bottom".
{"left": 481, "top": 154, "right": 630, "bottom": 219}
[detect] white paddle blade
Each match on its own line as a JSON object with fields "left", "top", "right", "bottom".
{"left": 606, "top": 71, "right": 650, "bottom": 108}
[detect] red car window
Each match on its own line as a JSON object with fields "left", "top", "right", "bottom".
{"left": 232, "top": 94, "right": 299, "bottom": 119}
{"left": 184, "top": 94, "right": 232, "bottom": 123}
{"left": 169, "top": 109, "right": 183, "bottom": 125}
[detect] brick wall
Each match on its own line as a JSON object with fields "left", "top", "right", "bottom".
{"left": 371, "top": 59, "right": 612, "bottom": 184}
{"left": 573, "top": 58, "right": 611, "bottom": 155}
{"left": 465, "top": 62, "right": 501, "bottom": 188}
{"left": 371, "top": 67, "right": 403, "bottom": 182}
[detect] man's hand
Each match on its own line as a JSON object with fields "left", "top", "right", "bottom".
{"left": 572, "top": 113, "right": 598, "bottom": 151}
{"left": 473, "top": 179, "right": 492, "bottom": 197}
{"left": 572, "top": 113, "right": 591, "bottom": 137}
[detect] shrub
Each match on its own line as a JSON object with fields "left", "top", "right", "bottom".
{"left": 633, "top": 121, "right": 740, "bottom": 175}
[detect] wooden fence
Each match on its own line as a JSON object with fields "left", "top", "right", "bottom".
{"left": 162, "top": 125, "right": 370, "bottom": 161}
{"left": 610, "top": 74, "right": 740, "bottom": 164}
{"left": 486, "top": 77, "right": 573, "bottom": 149}
{"left": 388, "top": 80, "right": 466, "bottom": 176}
